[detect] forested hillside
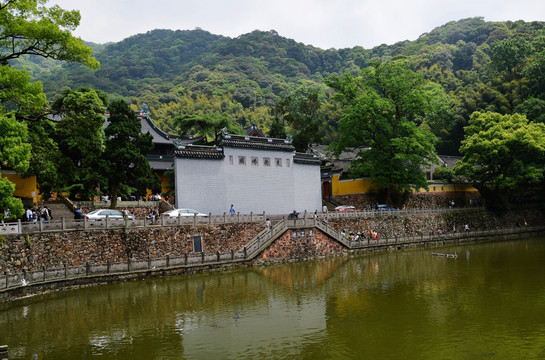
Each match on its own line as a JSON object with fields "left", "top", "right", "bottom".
{"left": 24, "top": 17, "right": 545, "bottom": 155}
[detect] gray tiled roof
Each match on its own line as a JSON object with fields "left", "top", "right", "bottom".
{"left": 221, "top": 134, "right": 295, "bottom": 152}
{"left": 174, "top": 146, "right": 224, "bottom": 159}
{"left": 293, "top": 153, "right": 322, "bottom": 165}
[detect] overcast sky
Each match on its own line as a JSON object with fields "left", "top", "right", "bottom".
{"left": 51, "top": 0, "right": 545, "bottom": 49}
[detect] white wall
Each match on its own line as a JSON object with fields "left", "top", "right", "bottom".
{"left": 175, "top": 147, "right": 321, "bottom": 215}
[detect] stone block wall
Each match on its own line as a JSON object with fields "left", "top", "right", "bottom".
{"left": 326, "top": 209, "right": 541, "bottom": 238}
{"left": 258, "top": 228, "right": 347, "bottom": 262}
{"left": 0, "top": 223, "right": 264, "bottom": 273}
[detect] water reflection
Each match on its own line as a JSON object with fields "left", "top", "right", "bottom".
{"left": 1, "top": 238, "right": 545, "bottom": 359}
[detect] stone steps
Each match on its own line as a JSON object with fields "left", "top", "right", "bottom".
{"left": 43, "top": 202, "right": 74, "bottom": 220}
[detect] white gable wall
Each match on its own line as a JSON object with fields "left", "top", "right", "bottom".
{"left": 175, "top": 146, "right": 321, "bottom": 215}
{"left": 293, "top": 162, "right": 323, "bottom": 214}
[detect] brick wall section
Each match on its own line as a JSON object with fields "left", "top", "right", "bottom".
{"left": 332, "top": 192, "right": 480, "bottom": 210}
{"left": 0, "top": 223, "right": 263, "bottom": 273}
{"left": 258, "top": 229, "right": 347, "bottom": 261}
{"left": 326, "top": 209, "right": 541, "bottom": 238}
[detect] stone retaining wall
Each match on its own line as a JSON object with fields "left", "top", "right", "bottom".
{"left": 258, "top": 229, "right": 347, "bottom": 262}
{"left": 0, "top": 223, "right": 264, "bottom": 273}
{"left": 0, "top": 209, "right": 542, "bottom": 275}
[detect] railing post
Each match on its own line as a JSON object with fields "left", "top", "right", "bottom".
{"left": 107, "top": 260, "right": 110, "bottom": 274}
{"left": 167, "top": 255, "right": 170, "bottom": 268}
{"left": 243, "top": 247, "right": 247, "bottom": 259}
{"left": 86, "top": 262, "right": 90, "bottom": 276}
{"left": 231, "top": 249, "right": 234, "bottom": 260}
{"left": 237, "top": 212, "right": 240, "bottom": 223}
{"left": 184, "top": 253, "right": 188, "bottom": 265}
{"left": 216, "top": 251, "right": 220, "bottom": 262}
{"left": 201, "top": 252, "right": 205, "bottom": 264}
{"left": 193, "top": 214, "right": 197, "bottom": 227}
{"left": 42, "top": 266, "right": 46, "bottom": 282}
{"left": 5, "top": 271, "right": 8, "bottom": 288}
{"left": 250, "top": 212, "right": 253, "bottom": 222}
{"left": 17, "top": 219, "right": 22, "bottom": 234}
{"left": 84, "top": 216, "right": 87, "bottom": 230}
{"left": 127, "top": 258, "right": 131, "bottom": 272}
{"left": 39, "top": 218, "right": 43, "bottom": 232}
{"left": 105, "top": 215, "right": 109, "bottom": 229}
{"left": 161, "top": 214, "right": 165, "bottom": 227}
{"left": 224, "top": 212, "right": 226, "bottom": 224}
{"left": 148, "top": 256, "right": 151, "bottom": 269}
{"left": 64, "top": 263, "right": 68, "bottom": 278}
{"left": 209, "top": 213, "right": 212, "bottom": 226}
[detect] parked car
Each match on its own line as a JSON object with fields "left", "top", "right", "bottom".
{"left": 376, "top": 204, "right": 396, "bottom": 211}
{"left": 84, "top": 209, "right": 134, "bottom": 220}
{"left": 163, "top": 208, "right": 208, "bottom": 217}
{"left": 334, "top": 205, "right": 359, "bottom": 212}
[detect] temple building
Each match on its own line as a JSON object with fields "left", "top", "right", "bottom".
{"left": 173, "top": 132, "right": 322, "bottom": 215}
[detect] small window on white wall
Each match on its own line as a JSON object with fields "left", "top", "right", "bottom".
{"left": 286, "top": 158, "right": 290, "bottom": 167}
{"left": 229, "top": 155, "right": 233, "bottom": 165}
{"left": 275, "top": 158, "right": 282, "bottom": 167}
{"left": 238, "top": 156, "right": 246, "bottom": 165}
{"left": 251, "top": 157, "right": 258, "bottom": 166}
{"left": 263, "top": 157, "right": 270, "bottom": 167}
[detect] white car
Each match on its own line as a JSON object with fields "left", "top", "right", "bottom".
{"left": 163, "top": 208, "right": 208, "bottom": 217}
{"left": 84, "top": 209, "right": 134, "bottom": 220}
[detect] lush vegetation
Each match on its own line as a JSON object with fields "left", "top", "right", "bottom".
{"left": 17, "top": 18, "right": 545, "bottom": 158}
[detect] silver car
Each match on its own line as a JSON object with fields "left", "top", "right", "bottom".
{"left": 84, "top": 209, "right": 134, "bottom": 220}
{"left": 163, "top": 208, "right": 208, "bottom": 217}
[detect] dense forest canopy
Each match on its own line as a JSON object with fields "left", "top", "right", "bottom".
{"left": 12, "top": 17, "right": 545, "bottom": 155}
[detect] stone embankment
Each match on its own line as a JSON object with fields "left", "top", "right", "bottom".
{"left": 0, "top": 208, "right": 543, "bottom": 301}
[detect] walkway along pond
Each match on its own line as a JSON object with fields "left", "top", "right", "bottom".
{"left": 0, "top": 207, "right": 543, "bottom": 301}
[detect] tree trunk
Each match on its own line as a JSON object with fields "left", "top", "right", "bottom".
{"left": 110, "top": 184, "right": 119, "bottom": 209}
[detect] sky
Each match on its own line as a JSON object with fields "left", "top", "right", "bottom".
{"left": 51, "top": 0, "right": 545, "bottom": 49}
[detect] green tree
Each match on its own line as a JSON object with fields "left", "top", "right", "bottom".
{"left": 102, "top": 100, "right": 159, "bottom": 209}
{"left": 490, "top": 37, "right": 532, "bottom": 79}
{"left": 0, "top": 114, "right": 31, "bottom": 220}
{"left": 51, "top": 87, "right": 107, "bottom": 198}
{"left": 173, "top": 112, "right": 241, "bottom": 145}
{"left": 454, "top": 111, "right": 545, "bottom": 212}
{"left": 326, "top": 61, "right": 437, "bottom": 205}
{"left": 0, "top": 0, "right": 99, "bottom": 201}
{"left": 0, "top": 0, "right": 99, "bottom": 69}
{"left": 278, "top": 85, "right": 326, "bottom": 152}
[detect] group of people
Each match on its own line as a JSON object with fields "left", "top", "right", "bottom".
{"left": 341, "top": 229, "right": 380, "bottom": 241}
{"left": 147, "top": 208, "right": 160, "bottom": 222}
{"left": 23, "top": 206, "right": 52, "bottom": 222}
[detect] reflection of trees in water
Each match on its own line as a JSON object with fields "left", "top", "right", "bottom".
{"left": 4, "top": 239, "right": 545, "bottom": 359}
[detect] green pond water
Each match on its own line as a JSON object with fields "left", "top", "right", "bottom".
{"left": 1, "top": 237, "right": 545, "bottom": 359}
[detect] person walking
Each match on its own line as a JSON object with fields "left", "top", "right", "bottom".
{"left": 229, "top": 204, "right": 236, "bottom": 215}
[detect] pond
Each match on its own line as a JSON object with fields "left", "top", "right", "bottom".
{"left": 1, "top": 237, "right": 545, "bottom": 359}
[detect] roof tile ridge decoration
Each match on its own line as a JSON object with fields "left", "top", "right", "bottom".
{"left": 174, "top": 144, "right": 224, "bottom": 159}
{"left": 141, "top": 115, "right": 179, "bottom": 140}
{"left": 220, "top": 131, "right": 295, "bottom": 152}
{"left": 293, "top": 152, "right": 322, "bottom": 165}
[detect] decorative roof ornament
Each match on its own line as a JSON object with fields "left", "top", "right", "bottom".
{"left": 221, "top": 127, "right": 228, "bottom": 137}
{"left": 141, "top": 103, "right": 150, "bottom": 116}
{"left": 286, "top": 134, "right": 293, "bottom": 143}
{"left": 173, "top": 140, "right": 184, "bottom": 149}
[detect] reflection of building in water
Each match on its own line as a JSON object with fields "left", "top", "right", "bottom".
{"left": 256, "top": 257, "right": 348, "bottom": 290}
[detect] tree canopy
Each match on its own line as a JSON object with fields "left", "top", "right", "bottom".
{"left": 454, "top": 111, "right": 545, "bottom": 211}
{"left": 327, "top": 61, "right": 437, "bottom": 205}
{"left": 102, "top": 100, "right": 159, "bottom": 208}
{"left": 0, "top": 0, "right": 99, "bottom": 69}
